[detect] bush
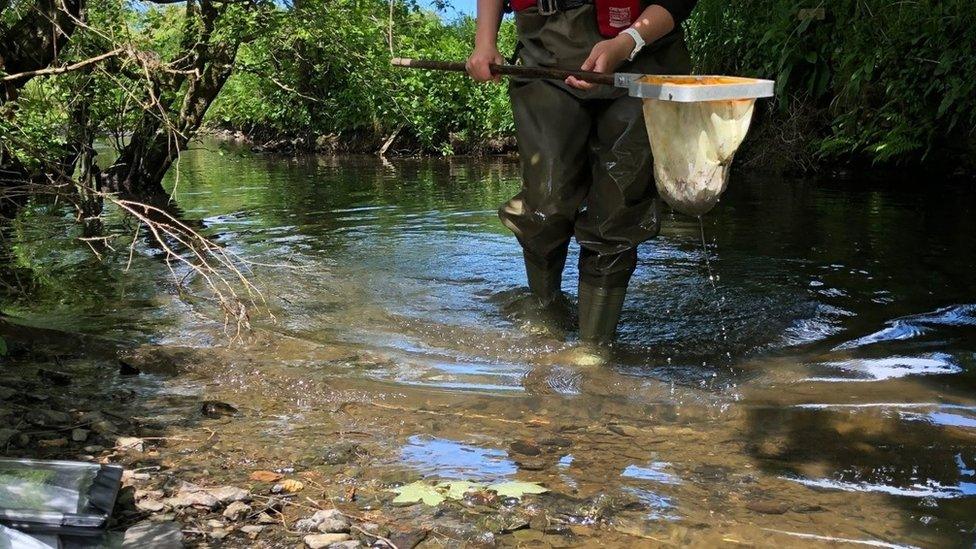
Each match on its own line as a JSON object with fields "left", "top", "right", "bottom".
{"left": 686, "top": 0, "right": 976, "bottom": 169}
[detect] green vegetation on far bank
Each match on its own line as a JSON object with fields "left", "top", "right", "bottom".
{"left": 204, "top": 0, "right": 976, "bottom": 171}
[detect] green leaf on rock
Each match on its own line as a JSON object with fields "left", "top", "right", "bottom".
{"left": 487, "top": 481, "right": 547, "bottom": 499}
{"left": 391, "top": 481, "right": 445, "bottom": 506}
{"left": 439, "top": 480, "right": 480, "bottom": 500}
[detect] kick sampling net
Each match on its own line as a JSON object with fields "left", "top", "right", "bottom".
{"left": 615, "top": 74, "right": 774, "bottom": 216}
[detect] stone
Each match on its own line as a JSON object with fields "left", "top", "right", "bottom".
{"left": 327, "top": 542, "right": 360, "bottom": 549}
{"left": 509, "top": 440, "right": 541, "bottom": 456}
{"left": 201, "top": 401, "right": 238, "bottom": 418}
{"left": 208, "top": 485, "right": 249, "bottom": 504}
{"left": 304, "top": 533, "right": 351, "bottom": 548}
{"left": 223, "top": 501, "right": 251, "bottom": 521}
{"left": 165, "top": 484, "right": 220, "bottom": 509}
{"left": 122, "top": 521, "right": 183, "bottom": 549}
{"left": 26, "top": 408, "right": 71, "bottom": 425}
{"left": 319, "top": 441, "right": 366, "bottom": 465}
{"left": 296, "top": 509, "right": 349, "bottom": 533}
{"left": 0, "top": 386, "right": 16, "bottom": 400}
{"left": 0, "top": 428, "right": 20, "bottom": 446}
{"left": 118, "top": 360, "right": 141, "bottom": 376}
{"left": 256, "top": 512, "right": 278, "bottom": 524}
{"left": 91, "top": 420, "right": 119, "bottom": 435}
{"left": 116, "top": 437, "right": 145, "bottom": 452}
{"left": 746, "top": 500, "right": 790, "bottom": 515}
{"left": 388, "top": 530, "right": 428, "bottom": 549}
{"left": 136, "top": 499, "right": 167, "bottom": 513}
{"left": 241, "top": 524, "right": 264, "bottom": 539}
{"left": 71, "top": 428, "right": 89, "bottom": 442}
{"left": 83, "top": 445, "right": 104, "bottom": 453}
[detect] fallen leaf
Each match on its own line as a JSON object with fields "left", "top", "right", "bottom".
{"left": 280, "top": 479, "right": 304, "bottom": 493}
{"left": 250, "top": 471, "right": 283, "bottom": 483}
{"left": 487, "top": 481, "right": 548, "bottom": 499}
{"left": 439, "top": 480, "right": 480, "bottom": 500}
{"left": 391, "top": 481, "right": 445, "bottom": 506}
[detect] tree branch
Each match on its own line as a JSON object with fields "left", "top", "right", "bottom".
{"left": 1, "top": 47, "right": 124, "bottom": 83}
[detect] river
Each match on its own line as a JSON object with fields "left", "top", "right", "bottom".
{"left": 4, "top": 147, "right": 976, "bottom": 546}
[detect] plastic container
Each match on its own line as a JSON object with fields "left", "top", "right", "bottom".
{"left": 0, "top": 459, "right": 123, "bottom": 536}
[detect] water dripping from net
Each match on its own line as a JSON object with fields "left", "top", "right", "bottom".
{"left": 697, "top": 215, "right": 733, "bottom": 374}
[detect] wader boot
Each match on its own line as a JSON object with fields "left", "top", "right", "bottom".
{"left": 524, "top": 248, "right": 567, "bottom": 306}
{"left": 578, "top": 283, "right": 627, "bottom": 344}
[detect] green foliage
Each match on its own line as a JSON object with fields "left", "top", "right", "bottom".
{"left": 208, "top": 0, "right": 515, "bottom": 153}
{"left": 685, "top": 0, "right": 976, "bottom": 166}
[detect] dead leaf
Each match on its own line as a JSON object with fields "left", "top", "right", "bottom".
{"left": 250, "top": 471, "right": 283, "bottom": 483}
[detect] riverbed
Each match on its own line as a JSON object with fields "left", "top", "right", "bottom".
{"left": 4, "top": 148, "right": 976, "bottom": 547}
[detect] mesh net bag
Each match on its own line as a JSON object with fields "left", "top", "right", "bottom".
{"left": 640, "top": 77, "right": 758, "bottom": 216}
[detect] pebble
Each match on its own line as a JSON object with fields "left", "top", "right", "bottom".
{"left": 241, "top": 524, "right": 264, "bottom": 539}
{"left": 223, "top": 501, "right": 251, "bottom": 520}
{"left": 746, "top": 500, "right": 790, "bottom": 514}
{"left": 136, "top": 499, "right": 167, "bottom": 513}
{"left": 388, "top": 530, "right": 427, "bottom": 549}
{"left": 116, "top": 436, "right": 145, "bottom": 452}
{"left": 91, "top": 419, "right": 118, "bottom": 435}
{"left": 256, "top": 512, "right": 278, "bottom": 524}
{"left": 319, "top": 441, "right": 366, "bottom": 465}
{"left": 201, "top": 400, "right": 239, "bottom": 418}
{"left": 296, "top": 509, "right": 349, "bottom": 533}
{"left": 71, "top": 428, "right": 89, "bottom": 442}
{"left": 509, "top": 440, "right": 541, "bottom": 456}
{"left": 304, "top": 533, "right": 351, "bottom": 548}
{"left": 328, "top": 541, "right": 361, "bottom": 549}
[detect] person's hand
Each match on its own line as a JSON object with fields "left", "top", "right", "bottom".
{"left": 565, "top": 34, "right": 635, "bottom": 90}
{"left": 466, "top": 44, "right": 504, "bottom": 82}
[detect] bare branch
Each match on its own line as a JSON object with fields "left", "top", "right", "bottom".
{"left": 1, "top": 48, "right": 125, "bottom": 83}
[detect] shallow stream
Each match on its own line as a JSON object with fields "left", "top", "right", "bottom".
{"left": 5, "top": 148, "right": 976, "bottom": 546}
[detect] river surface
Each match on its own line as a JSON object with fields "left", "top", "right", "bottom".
{"left": 5, "top": 148, "right": 976, "bottom": 547}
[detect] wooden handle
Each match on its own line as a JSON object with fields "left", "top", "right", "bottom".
{"left": 391, "top": 57, "right": 616, "bottom": 86}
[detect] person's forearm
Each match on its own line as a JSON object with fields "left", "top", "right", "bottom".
{"left": 474, "top": 0, "right": 504, "bottom": 48}
{"left": 629, "top": 4, "right": 676, "bottom": 45}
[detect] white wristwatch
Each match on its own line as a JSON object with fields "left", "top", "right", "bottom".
{"left": 620, "top": 28, "right": 645, "bottom": 62}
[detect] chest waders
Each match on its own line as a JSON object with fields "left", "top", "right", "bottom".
{"left": 499, "top": 4, "right": 691, "bottom": 343}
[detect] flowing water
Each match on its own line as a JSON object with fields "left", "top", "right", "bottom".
{"left": 4, "top": 147, "right": 976, "bottom": 547}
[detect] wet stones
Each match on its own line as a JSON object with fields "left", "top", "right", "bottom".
{"left": 745, "top": 500, "right": 790, "bottom": 515}
{"left": 318, "top": 441, "right": 367, "bottom": 465}
{"left": 387, "top": 529, "right": 427, "bottom": 549}
{"left": 296, "top": 509, "right": 350, "bottom": 533}
{"left": 201, "top": 400, "right": 239, "bottom": 418}
{"left": 509, "top": 440, "right": 541, "bottom": 456}
{"left": 222, "top": 501, "right": 251, "bottom": 520}
{"left": 304, "top": 532, "right": 353, "bottom": 548}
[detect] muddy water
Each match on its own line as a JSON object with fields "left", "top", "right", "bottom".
{"left": 8, "top": 149, "right": 976, "bottom": 546}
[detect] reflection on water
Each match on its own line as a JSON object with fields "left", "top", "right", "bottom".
{"left": 5, "top": 145, "right": 976, "bottom": 546}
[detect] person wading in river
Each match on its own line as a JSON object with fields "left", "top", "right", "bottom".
{"left": 467, "top": 0, "right": 696, "bottom": 344}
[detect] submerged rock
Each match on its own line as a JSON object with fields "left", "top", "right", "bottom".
{"left": 304, "top": 532, "right": 351, "bottom": 548}
{"left": 296, "top": 509, "right": 349, "bottom": 533}
{"left": 201, "top": 400, "right": 239, "bottom": 418}
{"left": 318, "top": 441, "right": 366, "bottom": 465}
